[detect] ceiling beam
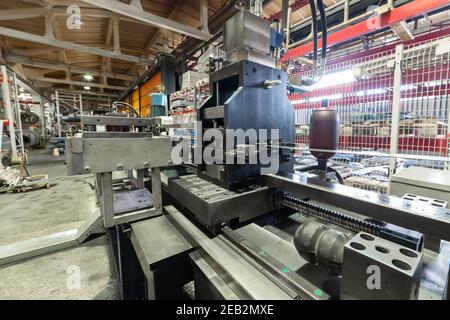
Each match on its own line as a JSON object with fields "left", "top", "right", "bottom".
{"left": 80, "top": 0, "right": 212, "bottom": 41}
{"left": 9, "top": 48, "right": 61, "bottom": 55}
{"left": 31, "top": 76, "right": 128, "bottom": 90}
{"left": 0, "top": 37, "right": 6, "bottom": 64}
{"left": 145, "top": 0, "right": 184, "bottom": 53}
{"left": 391, "top": 20, "right": 414, "bottom": 41}
{"left": 0, "top": 6, "right": 199, "bottom": 32}
{"left": 200, "top": 0, "right": 209, "bottom": 32}
{"left": 0, "top": 25, "right": 149, "bottom": 64}
{"left": 101, "top": 16, "right": 114, "bottom": 92}
{"left": 5, "top": 53, "right": 137, "bottom": 81}
{"left": 112, "top": 16, "right": 121, "bottom": 54}
{"left": 50, "top": 89, "right": 118, "bottom": 98}
{"left": 0, "top": 8, "right": 48, "bottom": 20}
{"left": 44, "top": 10, "right": 55, "bottom": 39}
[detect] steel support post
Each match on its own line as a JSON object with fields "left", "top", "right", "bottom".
{"left": 12, "top": 73, "right": 25, "bottom": 156}
{"left": 136, "top": 169, "right": 145, "bottom": 189}
{"left": 79, "top": 93, "right": 83, "bottom": 115}
{"left": 39, "top": 96, "right": 48, "bottom": 149}
{"left": 0, "top": 120, "right": 3, "bottom": 151}
{"left": 55, "top": 90, "right": 62, "bottom": 138}
{"left": 100, "top": 172, "right": 114, "bottom": 228}
{"left": 151, "top": 167, "right": 162, "bottom": 214}
{"left": 1, "top": 65, "right": 17, "bottom": 157}
{"left": 388, "top": 44, "right": 404, "bottom": 192}
{"left": 446, "top": 98, "right": 450, "bottom": 170}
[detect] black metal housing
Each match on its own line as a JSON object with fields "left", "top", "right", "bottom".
{"left": 197, "top": 60, "right": 295, "bottom": 190}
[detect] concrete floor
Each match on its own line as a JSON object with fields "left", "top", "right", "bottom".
{"left": 26, "top": 148, "right": 67, "bottom": 178}
{"left": 0, "top": 148, "right": 119, "bottom": 299}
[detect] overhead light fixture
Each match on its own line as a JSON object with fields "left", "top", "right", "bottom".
{"left": 84, "top": 74, "right": 93, "bottom": 81}
{"left": 84, "top": 86, "right": 91, "bottom": 90}
{"left": 19, "top": 87, "right": 25, "bottom": 92}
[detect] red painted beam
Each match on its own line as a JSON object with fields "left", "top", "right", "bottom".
{"left": 289, "top": 27, "right": 450, "bottom": 75}
{"left": 281, "top": 0, "right": 450, "bottom": 62}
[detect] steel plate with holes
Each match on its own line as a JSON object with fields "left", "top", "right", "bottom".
{"left": 263, "top": 172, "right": 450, "bottom": 244}
{"left": 402, "top": 193, "right": 448, "bottom": 209}
{"left": 113, "top": 189, "right": 153, "bottom": 214}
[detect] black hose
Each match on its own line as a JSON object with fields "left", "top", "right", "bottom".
{"left": 308, "top": 0, "right": 318, "bottom": 65}
{"left": 316, "top": 0, "right": 327, "bottom": 63}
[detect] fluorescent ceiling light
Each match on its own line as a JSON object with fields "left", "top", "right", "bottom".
{"left": 311, "top": 70, "right": 356, "bottom": 90}
{"left": 83, "top": 86, "right": 91, "bottom": 90}
{"left": 84, "top": 74, "right": 93, "bottom": 81}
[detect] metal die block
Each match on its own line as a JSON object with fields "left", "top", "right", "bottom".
{"left": 224, "top": 10, "right": 270, "bottom": 57}
{"left": 341, "top": 232, "right": 423, "bottom": 300}
{"left": 130, "top": 215, "right": 194, "bottom": 299}
{"left": 74, "top": 133, "right": 171, "bottom": 173}
{"left": 168, "top": 175, "right": 274, "bottom": 229}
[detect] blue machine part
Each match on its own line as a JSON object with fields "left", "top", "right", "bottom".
{"left": 270, "top": 28, "right": 284, "bottom": 49}
{"left": 150, "top": 93, "right": 168, "bottom": 107}
{"left": 150, "top": 93, "right": 168, "bottom": 117}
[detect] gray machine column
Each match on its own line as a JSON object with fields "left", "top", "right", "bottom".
{"left": 99, "top": 172, "right": 114, "bottom": 227}
{"left": 151, "top": 167, "right": 162, "bottom": 213}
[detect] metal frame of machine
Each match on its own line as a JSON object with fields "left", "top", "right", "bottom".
{"left": 66, "top": 116, "right": 172, "bottom": 227}
{"left": 62, "top": 9, "right": 450, "bottom": 301}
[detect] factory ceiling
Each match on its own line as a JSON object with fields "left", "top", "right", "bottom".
{"left": 0, "top": 0, "right": 432, "bottom": 102}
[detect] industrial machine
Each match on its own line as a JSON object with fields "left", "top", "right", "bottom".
{"left": 66, "top": 115, "right": 171, "bottom": 227}
{"left": 66, "top": 9, "right": 450, "bottom": 301}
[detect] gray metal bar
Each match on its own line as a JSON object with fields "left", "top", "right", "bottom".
{"left": 151, "top": 167, "right": 162, "bottom": 214}
{"left": 203, "top": 105, "right": 224, "bottom": 119}
{"left": 79, "top": 93, "right": 83, "bottom": 115}
{"left": 0, "top": 120, "right": 3, "bottom": 151}
{"left": 388, "top": 44, "right": 404, "bottom": 190}
{"left": 113, "top": 208, "right": 158, "bottom": 226}
{"left": 100, "top": 172, "right": 114, "bottom": 228}
{"left": 221, "top": 227, "right": 326, "bottom": 300}
{"left": 39, "top": 96, "right": 48, "bottom": 149}
{"left": 164, "top": 206, "right": 292, "bottom": 300}
{"left": 136, "top": 169, "right": 145, "bottom": 189}
{"left": 1, "top": 66, "right": 17, "bottom": 157}
{"left": 55, "top": 90, "right": 62, "bottom": 138}
{"left": 81, "top": 115, "right": 153, "bottom": 126}
{"left": 0, "top": 207, "right": 104, "bottom": 267}
{"left": 0, "top": 229, "right": 78, "bottom": 266}
{"left": 262, "top": 172, "right": 450, "bottom": 244}
{"left": 281, "top": 0, "right": 289, "bottom": 30}
{"left": 12, "top": 73, "right": 25, "bottom": 157}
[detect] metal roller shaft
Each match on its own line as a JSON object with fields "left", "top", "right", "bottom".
{"left": 280, "top": 192, "right": 382, "bottom": 235}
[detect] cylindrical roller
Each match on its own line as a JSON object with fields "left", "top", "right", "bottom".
{"left": 309, "top": 109, "right": 339, "bottom": 170}
{"left": 294, "top": 220, "right": 352, "bottom": 275}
